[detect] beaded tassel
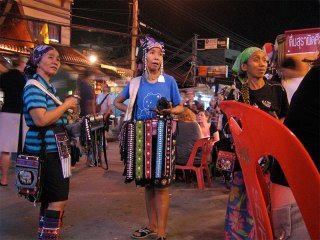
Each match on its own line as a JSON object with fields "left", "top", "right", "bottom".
{"left": 164, "top": 120, "right": 173, "bottom": 177}
{"left": 143, "top": 49, "right": 147, "bottom": 73}
{"left": 125, "top": 122, "right": 135, "bottom": 182}
{"left": 155, "top": 120, "right": 165, "bottom": 178}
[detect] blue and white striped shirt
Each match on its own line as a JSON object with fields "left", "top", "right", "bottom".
{"left": 23, "top": 74, "right": 67, "bottom": 153}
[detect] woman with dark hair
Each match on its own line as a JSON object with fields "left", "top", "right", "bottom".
{"left": 23, "top": 45, "right": 78, "bottom": 239}
{"left": 224, "top": 47, "right": 289, "bottom": 239}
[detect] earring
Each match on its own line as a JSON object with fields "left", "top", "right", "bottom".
{"left": 143, "top": 51, "right": 147, "bottom": 72}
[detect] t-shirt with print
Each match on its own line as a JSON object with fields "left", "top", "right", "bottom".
{"left": 23, "top": 74, "right": 67, "bottom": 153}
{"left": 226, "top": 78, "right": 289, "bottom": 171}
{"left": 228, "top": 79, "right": 289, "bottom": 120}
{"left": 121, "top": 73, "right": 181, "bottom": 121}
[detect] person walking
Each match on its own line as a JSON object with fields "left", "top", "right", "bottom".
{"left": 23, "top": 45, "right": 78, "bottom": 239}
{"left": 0, "top": 55, "right": 27, "bottom": 186}
{"left": 114, "top": 36, "right": 183, "bottom": 240}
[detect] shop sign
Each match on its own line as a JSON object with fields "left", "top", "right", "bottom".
{"left": 198, "top": 38, "right": 229, "bottom": 50}
{"left": 198, "top": 65, "right": 228, "bottom": 78}
{"left": 285, "top": 28, "right": 320, "bottom": 54}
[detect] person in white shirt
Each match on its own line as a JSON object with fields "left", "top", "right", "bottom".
{"left": 96, "top": 83, "right": 113, "bottom": 144}
{"left": 96, "top": 83, "right": 113, "bottom": 122}
{"left": 281, "top": 57, "right": 306, "bottom": 104}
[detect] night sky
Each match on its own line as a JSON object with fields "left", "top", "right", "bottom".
{"left": 72, "top": 0, "right": 320, "bottom": 47}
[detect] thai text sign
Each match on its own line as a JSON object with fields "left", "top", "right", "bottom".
{"left": 285, "top": 28, "right": 320, "bottom": 54}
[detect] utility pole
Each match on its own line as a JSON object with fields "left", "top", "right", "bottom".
{"left": 131, "top": 0, "right": 139, "bottom": 74}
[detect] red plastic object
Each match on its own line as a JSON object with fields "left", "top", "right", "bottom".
{"left": 220, "top": 100, "right": 320, "bottom": 240}
{"left": 176, "top": 137, "right": 212, "bottom": 190}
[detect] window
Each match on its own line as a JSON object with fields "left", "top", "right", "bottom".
{"left": 28, "top": 21, "right": 61, "bottom": 43}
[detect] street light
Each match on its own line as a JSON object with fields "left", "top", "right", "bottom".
{"left": 89, "top": 54, "right": 97, "bottom": 64}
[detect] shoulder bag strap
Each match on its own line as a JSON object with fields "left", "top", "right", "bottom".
{"left": 17, "top": 105, "right": 23, "bottom": 153}
{"left": 124, "top": 76, "right": 141, "bottom": 121}
{"left": 17, "top": 98, "right": 46, "bottom": 154}
{"left": 99, "top": 94, "right": 109, "bottom": 106}
{"left": 25, "top": 79, "right": 73, "bottom": 114}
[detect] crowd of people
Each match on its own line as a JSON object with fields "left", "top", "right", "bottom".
{"left": 0, "top": 36, "right": 318, "bottom": 240}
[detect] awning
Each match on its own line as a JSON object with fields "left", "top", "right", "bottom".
{"left": 51, "top": 44, "right": 91, "bottom": 66}
{"left": 0, "top": 43, "right": 30, "bottom": 55}
{"left": 0, "top": 41, "right": 124, "bottom": 80}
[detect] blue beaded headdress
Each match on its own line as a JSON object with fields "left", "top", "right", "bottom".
{"left": 139, "top": 36, "right": 165, "bottom": 74}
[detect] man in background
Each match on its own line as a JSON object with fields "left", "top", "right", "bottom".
{"left": 0, "top": 55, "right": 27, "bottom": 186}
{"left": 78, "top": 70, "right": 96, "bottom": 116}
{"left": 96, "top": 83, "right": 113, "bottom": 134}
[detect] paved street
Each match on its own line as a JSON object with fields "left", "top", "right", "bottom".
{"left": 0, "top": 141, "right": 229, "bottom": 240}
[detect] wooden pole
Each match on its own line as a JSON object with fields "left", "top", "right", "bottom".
{"left": 131, "top": 0, "right": 139, "bottom": 74}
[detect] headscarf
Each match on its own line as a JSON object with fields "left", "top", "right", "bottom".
{"left": 24, "top": 45, "right": 56, "bottom": 80}
{"left": 232, "top": 47, "right": 264, "bottom": 82}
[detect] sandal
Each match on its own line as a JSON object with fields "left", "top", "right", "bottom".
{"left": 131, "top": 227, "right": 157, "bottom": 239}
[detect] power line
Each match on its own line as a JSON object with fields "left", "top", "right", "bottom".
{"left": 1, "top": 13, "right": 143, "bottom": 38}
{"left": 162, "top": 0, "right": 258, "bottom": 48}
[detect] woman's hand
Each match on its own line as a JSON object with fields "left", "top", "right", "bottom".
{"left": 63, "top": 96, "right": 78, "bottom": 111}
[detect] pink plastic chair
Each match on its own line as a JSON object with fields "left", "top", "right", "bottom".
{"left": 220, "top": 100, "right": 320, "bottom": 240}
{"left": 176, "top": 137, "right": 212, "bottom": 190}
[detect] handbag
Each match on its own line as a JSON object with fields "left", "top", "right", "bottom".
{"left": 15, "top": 108, "right": 46, "bottom": 204}
{"left": 216, "top": 150, "right": 236, "bottom": 172}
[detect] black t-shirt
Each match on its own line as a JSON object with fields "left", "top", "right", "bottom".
{"left": 210, "top": 122, "right": 218, "bottom": 135}
{"left": 271, "top": 66, "right": 320, "bottom": 186}
{"left": 229, "top": 79, "right": 289, "bottom": 120}
{"left": 227, "top": 79, "right": 289, "bottom": 171}
{"left": 0, "top": 69, "right": 25, "bottom": 113}
{"left": 78, "top": 80, "right": 95, "bottom": 116}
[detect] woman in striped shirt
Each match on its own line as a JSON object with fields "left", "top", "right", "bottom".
{"left": 23, "top": 45, "right": 77, "bottom": 240}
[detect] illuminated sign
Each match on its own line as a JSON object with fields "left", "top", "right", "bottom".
{"left": 285, "top": 28, "right": 320, "bottom": 54}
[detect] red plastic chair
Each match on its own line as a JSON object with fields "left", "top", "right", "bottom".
{"left": 176, "top": 137, "right": 212, "bottom": 191}
{"left": 220, "top": 101, "right": 320, "bottom": 240}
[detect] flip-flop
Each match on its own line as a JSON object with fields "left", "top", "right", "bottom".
{"left": 0, "top": 182, "right": 8, "bottom": 186}
{"left": 131, "top": 227, "right": 157, "bottom": 239}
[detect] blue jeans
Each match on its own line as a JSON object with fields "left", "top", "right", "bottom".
{"left": 271, "top": 203, "right": 310, "bottom": 239}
